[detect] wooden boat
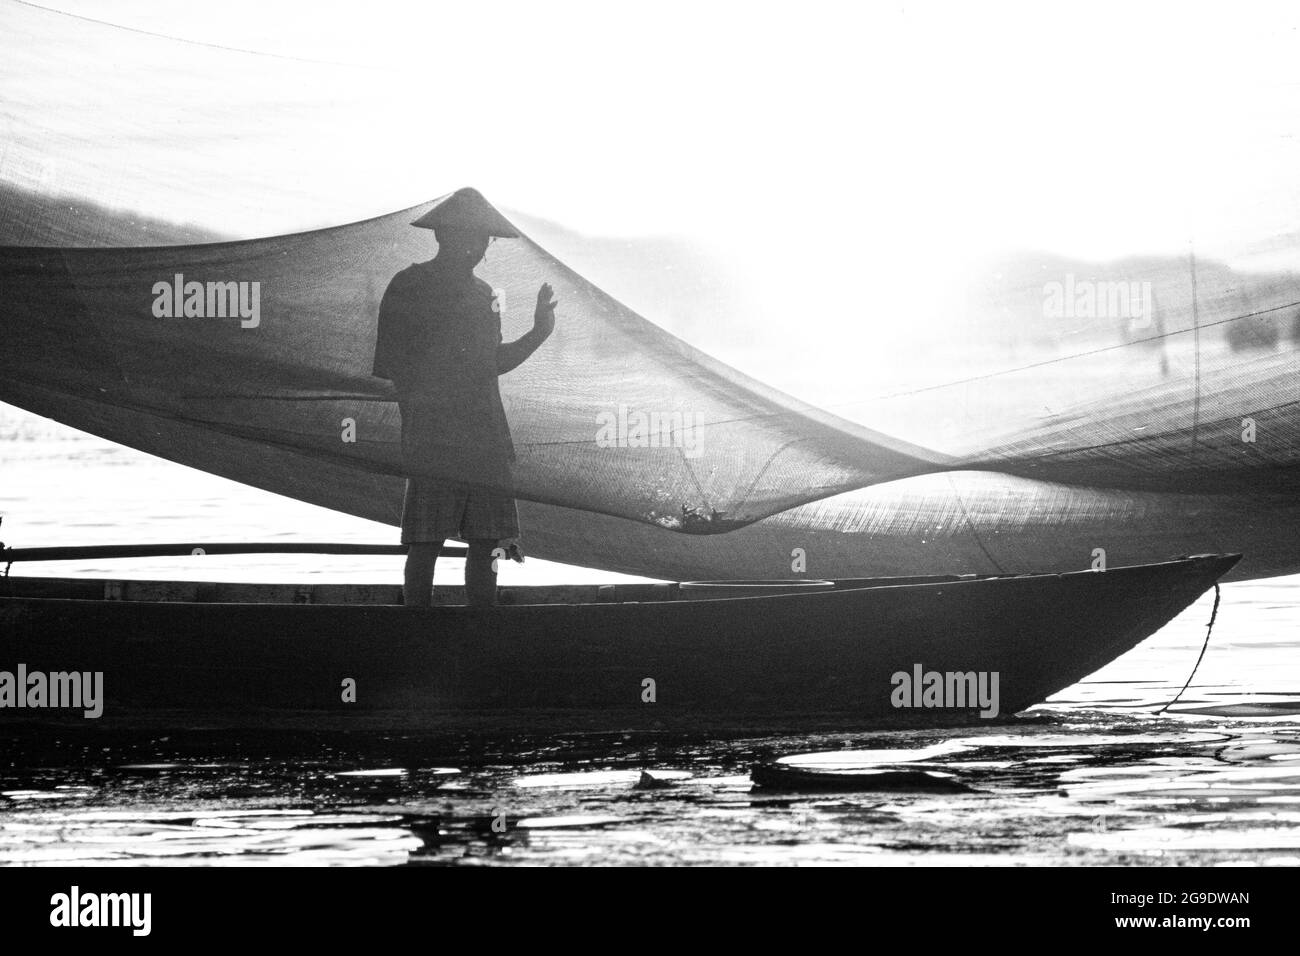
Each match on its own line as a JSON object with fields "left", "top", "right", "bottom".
{"left": 0, "top": 553, "right": 1238, "bottom": 734}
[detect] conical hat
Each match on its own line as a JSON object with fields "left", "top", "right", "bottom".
{"left": 410, "top": 187, "right": 520, "bottom": 238}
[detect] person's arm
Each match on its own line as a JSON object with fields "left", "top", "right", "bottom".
{"left": 372, "top": 277, "right": 410, "bottom": 384}
{"left": 498, "top": 282, "right": 557, "bottom": 374}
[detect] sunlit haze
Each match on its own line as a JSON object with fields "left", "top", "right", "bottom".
{"left": 4, "top": 0, "right": 1300, "bottom": 402}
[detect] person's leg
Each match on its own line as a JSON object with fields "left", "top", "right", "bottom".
{"left": 404, "top": 540, "right": 443, "bottom": 607}
{"left": 464, "top": 538, "right": 499, "bottom": 607}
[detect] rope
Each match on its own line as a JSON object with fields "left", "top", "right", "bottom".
{"left": 1157, "top": 583, "right": 1221, "bottom": 714}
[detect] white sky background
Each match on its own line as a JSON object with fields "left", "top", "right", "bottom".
{"left": 4, "top": 0, "right": 1297, "bottom": 247}
{"left": 4, "top": 0, "right": 1300, "bottom": 392}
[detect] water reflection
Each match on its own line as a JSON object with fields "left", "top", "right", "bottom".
{"left": 1, "top": 715, "right": 1299, "bottom": 866}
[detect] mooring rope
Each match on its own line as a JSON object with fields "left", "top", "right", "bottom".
{"left": 1157, "top": 583, "right": 1221, "bottom": 715}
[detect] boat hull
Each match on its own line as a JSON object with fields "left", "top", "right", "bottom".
{"left": 0, "top": 556, "right": 1238, "bottom": 734}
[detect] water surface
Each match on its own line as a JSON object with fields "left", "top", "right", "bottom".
{"left": 3, "top": 409, "right": 1299, "bottom": 865}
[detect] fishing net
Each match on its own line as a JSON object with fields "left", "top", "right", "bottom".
{"left": 3, "top": 1, "right": 1299, "bottom": 581}
{"left": 0, "top": 190, "right": 949, "bottom": 533}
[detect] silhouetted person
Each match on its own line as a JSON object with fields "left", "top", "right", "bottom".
{"left": 373, "top": 188, "right": 556, "bottom": 607}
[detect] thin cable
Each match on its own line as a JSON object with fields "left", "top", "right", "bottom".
{"left": 944, "top": 473, "right": 1005, "bottom": 573}
{"left": 1156, "top": 583, "right": 1221, "bottom": 715}
{"left": 8, "top": 0, "right": 373, "bottom": 69}
{"left": 857, "top": 301, "right": 1299, "bottom": 405}
{"left": 1190, "top": 245, "right": 1202, "bottom": 443}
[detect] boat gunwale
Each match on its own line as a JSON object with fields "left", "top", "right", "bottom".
{"left": 0, "top": 554, "right": 1242, "bottom": 610}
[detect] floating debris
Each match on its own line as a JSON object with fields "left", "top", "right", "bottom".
{"left": 750, "top": 763, "right": 972, "bottom": 793}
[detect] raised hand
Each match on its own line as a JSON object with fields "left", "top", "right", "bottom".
{"left": 533, "top": 282, "right": 557, "bottom": 338}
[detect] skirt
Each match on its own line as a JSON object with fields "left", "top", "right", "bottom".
{"left": 400, "top": 477, "right": 520, "bottom": 544}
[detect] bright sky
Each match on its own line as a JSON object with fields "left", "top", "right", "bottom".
{"left": 3, "top": 0, "right": 1300, "bottom": 380}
